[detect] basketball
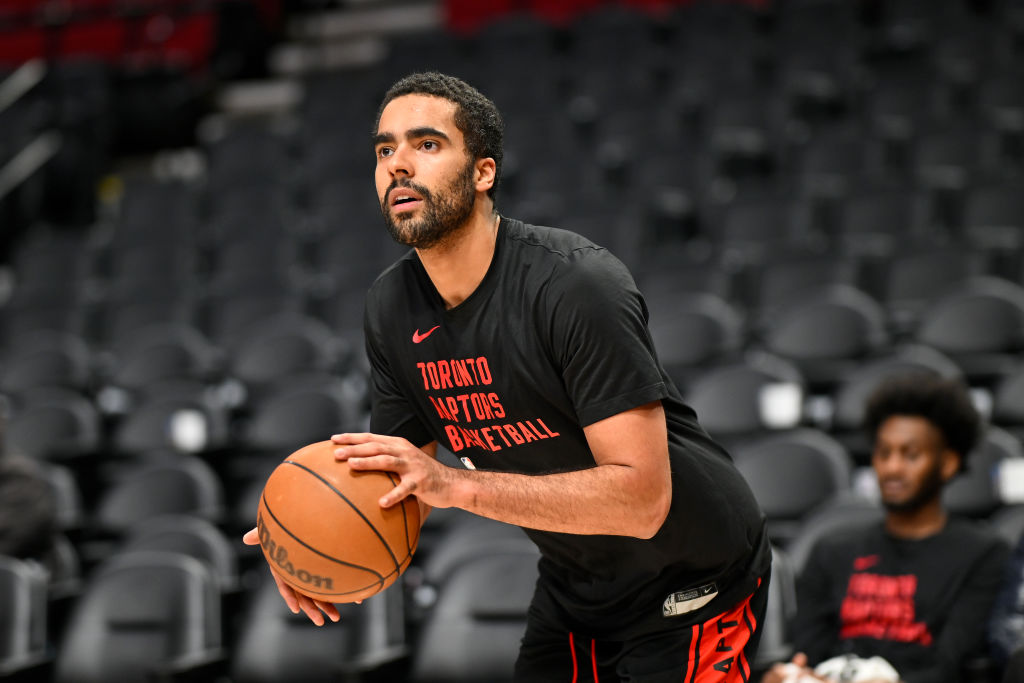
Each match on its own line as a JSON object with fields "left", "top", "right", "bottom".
{"left": 256, "top": 440, "right": 420, "bottom": 603}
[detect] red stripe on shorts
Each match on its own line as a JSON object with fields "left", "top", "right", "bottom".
{"left": 692, "top": 582, "right": 760, "bottom": 683}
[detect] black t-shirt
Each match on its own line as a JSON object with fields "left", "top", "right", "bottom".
{"left": 794, "top": 517, "right": 1009, "bottom": 683}
{"left": 364, "top": 217, "right": 769, "bottom": 637}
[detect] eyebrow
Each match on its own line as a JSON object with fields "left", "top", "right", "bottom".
{"left": 372, "top": 126, "right": 451, "bottom": 147}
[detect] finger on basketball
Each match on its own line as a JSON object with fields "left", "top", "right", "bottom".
{"left": 270, "top": 570, "right": 300, "bottom": 614}
{"left": 242, "top": 527, "right": 259, "bottom": 545}
{"left": 331, "top": 432, "right": 377, "bottom": 445}
{"left": 334, "top": 442, "right": 392, "bottom": 460}
{"left": 344, "top": 453, "right": 403, "bottom": 472}
{"left": 296, "top": 593, "right": 324, "bottom": 626}
{"left": 380, "top": 479, "right": 416, "bottom": 508}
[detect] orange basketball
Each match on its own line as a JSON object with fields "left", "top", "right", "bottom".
{"left": 256, "top": 440, "right": 420, "bottom": 603}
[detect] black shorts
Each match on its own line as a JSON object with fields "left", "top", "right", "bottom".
{"left": 513, "top": 573, "right": 770, "bottom": 683}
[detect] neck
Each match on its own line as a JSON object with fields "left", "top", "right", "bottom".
{"left": 884, "top": 497, "right": 948, "bottom": 539}
{"left": 416, "top": 200, "right": 499, "bottom": 309}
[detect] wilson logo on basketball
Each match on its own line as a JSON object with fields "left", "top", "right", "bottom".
{"left": 258, "top": 512, "right": 336, "bottom": 591}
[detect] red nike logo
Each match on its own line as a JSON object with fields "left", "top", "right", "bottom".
{"left": 853, "top": 555, "right": 880, "bottom": 571}
{"left": 412, "top": 325, "right": 440, "bottom": 343}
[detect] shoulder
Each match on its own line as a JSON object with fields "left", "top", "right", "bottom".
{"left": 503, "top": 218, "right": 637, "bottom": 297}
{"left": 366, "top": 249, "right": 418, "bottom": 302}
{"left": 943, "top": 517, "right": 1010, "bottom": 559}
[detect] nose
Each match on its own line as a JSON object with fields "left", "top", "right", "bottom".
{"left": 385, "top": 142, "right": 413, "bottom": 178}
{"left": 875, "top": 452, "right": 905, "bottom": 479}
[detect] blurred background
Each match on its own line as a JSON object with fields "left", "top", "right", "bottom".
{"left": 1, "top": 0, "right": 1024, "bottom": 681}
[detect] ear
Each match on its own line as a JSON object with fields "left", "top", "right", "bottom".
{"left": 474, "top": 157, "right": 496, "bottom": 193}
{"left": 940, "top": 449, "right": 961, "bottom": 482}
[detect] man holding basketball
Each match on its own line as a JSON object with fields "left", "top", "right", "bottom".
{"left": 245, "top": 71, "right": 771, "bottom": 682}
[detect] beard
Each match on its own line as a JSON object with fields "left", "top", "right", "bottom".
{"left": 880, "top": 463, "right": 946, "bottom": 514}
{"left": 380, "top": 160, "right": 477, "bottom": 250}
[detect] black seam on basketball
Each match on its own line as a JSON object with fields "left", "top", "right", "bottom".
{"left": 262, "top": 494, "right": 386, "bottom": 591}
{"left": 385, "top": 471, "right": 415, "bottom": 555}
{"left": 283, "top": 459, "right": 403, "bottom": 577}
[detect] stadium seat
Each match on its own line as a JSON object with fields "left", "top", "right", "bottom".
{"left": 0, "top": 554, "right": 50, "bottom": 679}
{"left": 405, "top": 513, "right": 536, "bottom": 621}
{"left": 231, "top": 573, "right": 409, "bottom": 683}
{"left": 647, "top": 291, "right": 745, "bottom": 389}
{"left": 989, "top": 504, "right": 1024, "bottom": 549}
{"left": 54, "top": 551, "right": 225, "bottom": 683}
{"left": 118, "top": 514, "right": 239, "bottom": 593}
{"left": 913, "top": 276, "right": 1024, "bottom": 385}
{"left": 410, "top": 550, "right": 539, "bottom": 683}
{"left": 744, "top": 253, "right": 861, "bottom": 328}
{"left": 110, "top": 380, "right": 231, "bottom": 456}
{"left": 101, "top": 321, "right": 222, "bottom": 392}
{"left": 239, "top": 374, "right": 367, "bottom": 454}
{"left": 225, "top": 311, "right": 352, "bottom": 396}
{"left": 760, "top": 284, "right": 890, "bottom": 392}
{"left": 943, "top": 426, "right": 1024, "bottom": 520}
{"left": 0, "top": 329, "right": 94, "bottom": 396}
{"left": 5, "top": 387, "right": 101, "bottom": 461}
{"left": 835, "top": 187, "right": 930, "bottom": 256}
{"left": 963, "top": 181, "right": 1024, "bottom": 249}
{"left": 731, "top": 428, "right": 855, "bottom": 545}
{"left": 715, "top": 194, "right": 819, "bottom": 264}
{"left": 94, "top": 456, "right": 226, "bottom": 535}
{"left": 751, "top": 546, "right": 798, "bottom": 677}
{"left": 879, "top": 247, "right": 988, "bottom": 335}
{"left": 683, "top": 352, "right": 806, "bottom": 445}
{"left": 992, "top": 365, "right": 1024, "bottom": 441}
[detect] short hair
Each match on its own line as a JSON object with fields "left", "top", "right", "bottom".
{"left": 375, "top": 71, "right": 504, "bottom": 200}
{"left": 864, "top": 374, "right": 981, "bottom": 466}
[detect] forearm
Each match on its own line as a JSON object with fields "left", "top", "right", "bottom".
{"left": 447, "top": 462, "right": 670, "bottom": 538}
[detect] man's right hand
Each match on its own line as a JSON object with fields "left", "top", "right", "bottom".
{"left": 242, "top": 527, "right": 343, "bottom": 626}
{"left": 761, "top": 653, "right": 826, "bottom": 683}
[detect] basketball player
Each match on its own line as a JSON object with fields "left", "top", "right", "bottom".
{"left": 246, "top": 71, "right": 771, "bottom": 682}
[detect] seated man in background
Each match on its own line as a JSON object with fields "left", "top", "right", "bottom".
{"left": 763, "top": 374, "right": 1009, "bottom": 683}
{"left": 0, "top": 413, "right": 58, "bottom": 563}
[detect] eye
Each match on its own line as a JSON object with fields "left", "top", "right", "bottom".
{"left": 377, "top": 147, "right": 393, "bottom": 159}
{"left": 422, "top": 140, "right": 438, "bottom": 150}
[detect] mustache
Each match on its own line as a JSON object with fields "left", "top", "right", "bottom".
{"left": 384, "top": 178, "right": 432, "bottom": 205}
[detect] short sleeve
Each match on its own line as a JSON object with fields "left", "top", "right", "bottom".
{"left": 546, "top": 249, "right": 669, "bottom": 427}
{"left": 364, "top": 295, "right": 434, "bottom": 447}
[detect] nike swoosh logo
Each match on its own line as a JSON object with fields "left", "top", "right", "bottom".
{"left": 412, "top": 325, "right": 440, "bottom": 343}
{"left": 853, "top": 555, "right": 880, "bottom": 571}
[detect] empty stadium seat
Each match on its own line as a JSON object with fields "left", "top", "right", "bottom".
{"left": 647, "top": 291, "right": 745, "bottom": 388}
{"left": 101, "top": 322, "right": 222, "bottom": 391}
{"left": 913, "top": 276, "right": 1024, "bottom": 385}
{"left": 410, "top": 550, "right": 539, "bottom": 683}
{"left": 54, "top": 551, "right": 225, "bottom": 683}
{"left": 683, "top": 352, "right": 806, "bottom": 444}
{"left": 0, "top": 329, "right": 94, "bottom": 396}
{"left": 119, "top": 514, "right": 239, "bottom": 593}
{"left": 5, "top": 387, "right": 102, "bottom": 461}
{"left": 0, "top": 554, "right": 50, "bottom": 680}
{"left": 231, "top": 574, "right": 409, "bottom": 683}
{"left": 93, "top": 456, "right": 226, "bottom": 535}
{"left": 731, "top": 428, "right": 855, "bottom": 545}
{"left": 760, "top": 284, "right": 890, "bottom": 392}
{"left": 944, "top": 426, "right": 1024, "bottom": 520}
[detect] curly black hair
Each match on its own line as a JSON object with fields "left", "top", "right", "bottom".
{"left": 864, "top": 374, "right": 981, "bottom": 468}
{"left": 374, "top": 72, "right": 504, "bottom": 200}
